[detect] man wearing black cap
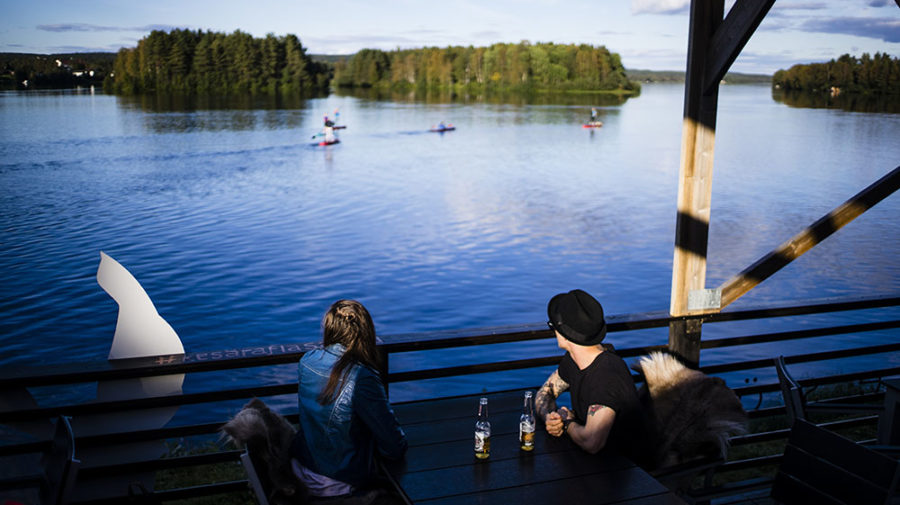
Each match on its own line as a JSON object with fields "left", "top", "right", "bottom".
{"left": 536, "top": 289, "right": 647, "bottom": 460}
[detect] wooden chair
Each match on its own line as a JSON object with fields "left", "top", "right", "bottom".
{"left": 774, "top": 355, "right": 883, "bottom": 426}
{"left": 0, "top": 415, "right": 80, "bottom": 505}
{"left": 0, "top": 415, "right": 83, "bottom": 505}
{"left": 772, "top": 418, "right": 900, "bottom": 505}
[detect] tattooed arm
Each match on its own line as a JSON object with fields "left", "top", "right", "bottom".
{"left": 536, "top": 369, "right": 571, "bottom": 437}
{"left": 566, "top": 403, "right": 616, "bottom": 454}
{"left": 535, "top": 369, "right": 568, "bottom": 420}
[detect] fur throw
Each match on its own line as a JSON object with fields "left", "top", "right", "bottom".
{"left": 633, "top": 352, "right": 748, "bottom": 469}
{"left": 222, "top": 398, "right": 306, "bottom": 504}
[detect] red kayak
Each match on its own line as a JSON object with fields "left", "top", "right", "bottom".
{"left": 582, "top": 121, "right": 603, "bottom": 128}
{"left": 319, "top": 139, "right": 340, "bottom": 146}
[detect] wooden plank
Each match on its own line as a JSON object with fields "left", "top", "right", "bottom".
{"left": 702, "top": 0, "right": 776, "bottom": 93}
{"left": 772, "top": 419, "right": 900, "bottom": 505}
{"left": 396, "top": 450, "right": 636, "bottom": 502}
{"left": 0, "top": 342, "right": 315, "bottom": 388}
{"left": 778, "top": 445, "right": 885, "bottom": 505}
{"left": 0, "top": 383, "right": 298, "bottom": 423}
{"left": 771, "top": 471, "right": 843, "bottom": 505}
{"left": 395, "top": 431, "right": 581, "bottom": 474}
{"left": 668, "top": 0, "right": 725, "bottom": 366}
{"left": 417, "top": 469, "right": 678, "bottom": 505}
{"left": 788, "top": 420, "right": 898, "bottom": 487}
{"left": 402, "top": 410, "right": 526, "bottom": 447}
{"left": 2, "top": 294, "right": 897, "bottom": 391}
{"left": 670, "top": 0, "right": 723, "bottom": 319}
{"left": 718, "top": 165, "right": 900, "bottom": 309}
{"left": 392, "top": 389, "right": 530, "bottom": 427}
{"left": 389, "top": 356, "right": 560, "bottom": 384}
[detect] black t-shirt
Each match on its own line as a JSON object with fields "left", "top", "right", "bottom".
{"left": 557, "top": 348, "right": 647, "bottom": 459}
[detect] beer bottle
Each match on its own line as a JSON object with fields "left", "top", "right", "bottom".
{"left": 519, "top": 390, "right": 535, "bottom": 451}
{"left": 474, "top": 397, "right": 491, "bottom": 459}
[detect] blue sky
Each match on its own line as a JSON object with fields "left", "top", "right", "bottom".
{"left": 2, "top": 0, "right": 898, "bottom": 74}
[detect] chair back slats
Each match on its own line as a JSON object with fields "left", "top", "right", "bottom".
{"left": 774, "top": 356, "right": 806, "bottom": 426}
{"left": 40, "top": 416, "right": 80, "bottom": 505}
{"left": 240, "top": 451, "right": 271, "bottom": 505}
{"left": 772, "top": 419, "right": 900, "bottom": 505}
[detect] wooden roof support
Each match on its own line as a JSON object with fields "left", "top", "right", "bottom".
{"left": 703, "top": 0, "right": 776, "bottom": 94}
{"left": 669, "top": 0, "right": 774, "bottom": 365}
{"left": 717, "top": 165, "right": 900, "bottom": 309}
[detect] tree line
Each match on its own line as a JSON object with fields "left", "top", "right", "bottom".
{"left": 108, "top": 29, "right": 331, "bottom": 94}
{"left": 772, "top": 53, "right": 900, "bottom": 95}
{"left": 1, "top": 53, "right": 113, "bottom": 89}
{"left": 332, "top": 42, "right": 640, "bottom": 93}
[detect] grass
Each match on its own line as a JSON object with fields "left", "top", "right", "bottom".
{"left": 708, "top": 379, "right": 883, "bottom": 491}
{"left": 155, "top": 439, "right": 254, "bottom": 505}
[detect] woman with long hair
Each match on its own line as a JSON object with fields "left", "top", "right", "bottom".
{"left": 290, "top": 300, "right": 407, "bottom": 501}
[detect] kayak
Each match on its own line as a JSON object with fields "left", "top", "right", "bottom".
{"left": 582, "top": 121, "right": 603, "bottom": 128}
{"left": 319, "top": 139, "right": 340, "bottom": 146}
{"left": 430, "top": 126, "right": 455, "bottom": 132}
{"left": 333, "top": 125, "right": 347, "bottom": 130}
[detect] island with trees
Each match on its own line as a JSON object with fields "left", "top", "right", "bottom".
{"left": 107, "top": 29, "right": 331, "bottom": 94}
{"left": 332, "top": 41, "right": 640, "bottom": 95}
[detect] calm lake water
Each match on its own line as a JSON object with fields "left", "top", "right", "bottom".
{"left": 1, "top": 84, "right": 899, "bottom": 413}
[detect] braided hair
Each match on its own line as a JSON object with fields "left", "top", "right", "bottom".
{"left": 317, "top": 300, "right": 381, "bottom": 405}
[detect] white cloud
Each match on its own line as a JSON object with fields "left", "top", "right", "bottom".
{"left": 631, "top": 0, "right": 690, "bottom": 15}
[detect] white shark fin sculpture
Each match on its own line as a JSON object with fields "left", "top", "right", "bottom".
{"left": 97, "top": 251, "right": 184, "bottom": 360}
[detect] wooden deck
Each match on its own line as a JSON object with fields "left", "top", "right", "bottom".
{"left": 0, "top": 294, "right": 898, "bottom": 503}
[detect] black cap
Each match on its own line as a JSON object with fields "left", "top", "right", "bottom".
{"left": 547, "top": 289, "right": 607, "bottom": 346}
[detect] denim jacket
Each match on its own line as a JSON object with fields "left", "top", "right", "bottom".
{"left": 291, "top": 344, "right": 407, "bottom": 487}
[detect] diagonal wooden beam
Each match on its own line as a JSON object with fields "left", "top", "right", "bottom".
{"left": 717, "top": 165, "right": 900, "bottom": 309}
{"left": 703, "top": 0, "right": 776, "bottom": 94}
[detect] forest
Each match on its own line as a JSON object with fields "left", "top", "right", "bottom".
{"left": 107, "top": 29, "right": 331, "bottom": 94}
{"left": 0, "top": 52, "right": 113, "bottom": 89}
{"left": 331, "top": 42, "right": 640, "bottom": 94}
{"left": 772, "top": 53, "right": 900, "bottom": 95}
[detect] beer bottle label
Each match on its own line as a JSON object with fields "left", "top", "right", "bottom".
{"left": 475, "top": 432, "right": 485, "bottom": 452}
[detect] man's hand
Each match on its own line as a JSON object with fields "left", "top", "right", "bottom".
{"left": 544, "top": 407, "right": 573, "bottom": 437}
{"left": 545, "top": 411, "right": 564, "bottom": 437}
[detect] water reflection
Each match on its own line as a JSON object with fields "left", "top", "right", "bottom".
{"left": 772, "top": 88, "right": 900, "bottom": 113}
{"left": 333, "top": 86, "right": 636, "bottom": 106}
{"left": 116, "top": 91, "right": 326, "bottom": 112}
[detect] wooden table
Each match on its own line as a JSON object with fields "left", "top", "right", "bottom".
{"left": 383, "top": 390, "right": 686, "bottom": 505}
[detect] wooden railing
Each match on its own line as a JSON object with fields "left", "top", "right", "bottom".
{"left": 1, "top": 293, "right": 898, "bottom": 503}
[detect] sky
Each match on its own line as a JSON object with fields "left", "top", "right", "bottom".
{"left": 1, "top": 0, "right": 899, "bottom": 74}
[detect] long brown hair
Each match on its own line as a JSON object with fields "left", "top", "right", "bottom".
{"left": 317, "top": 299, "right": 380, "bottom": 405}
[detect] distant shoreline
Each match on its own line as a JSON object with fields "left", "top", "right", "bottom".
{"left": 625, "top": 68, "right": 772, "bottom": 84}
{"left": 1, "top": 51, "right": 773, "bottom": 92}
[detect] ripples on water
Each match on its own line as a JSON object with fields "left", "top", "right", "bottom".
{"left": 1, "top": 86, "right": 899, "bottom": 415}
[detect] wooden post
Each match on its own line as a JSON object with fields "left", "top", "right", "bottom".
{"left": 669, "top": 0, "right": 724, "bottom": 366}
{"left": 377, "top": 337, "right": 390, "bottom": 398}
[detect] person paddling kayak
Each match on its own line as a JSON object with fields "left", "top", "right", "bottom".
{"left": 322, "top": 115, "right": 336, "bottom": 144}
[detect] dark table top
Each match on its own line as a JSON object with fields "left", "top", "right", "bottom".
{"left": 383, "top": 390, "right": 686, "bottom": 505}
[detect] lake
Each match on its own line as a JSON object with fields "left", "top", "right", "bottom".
{"left": 1, "top": 84, "right": 898, "bottom": 411}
